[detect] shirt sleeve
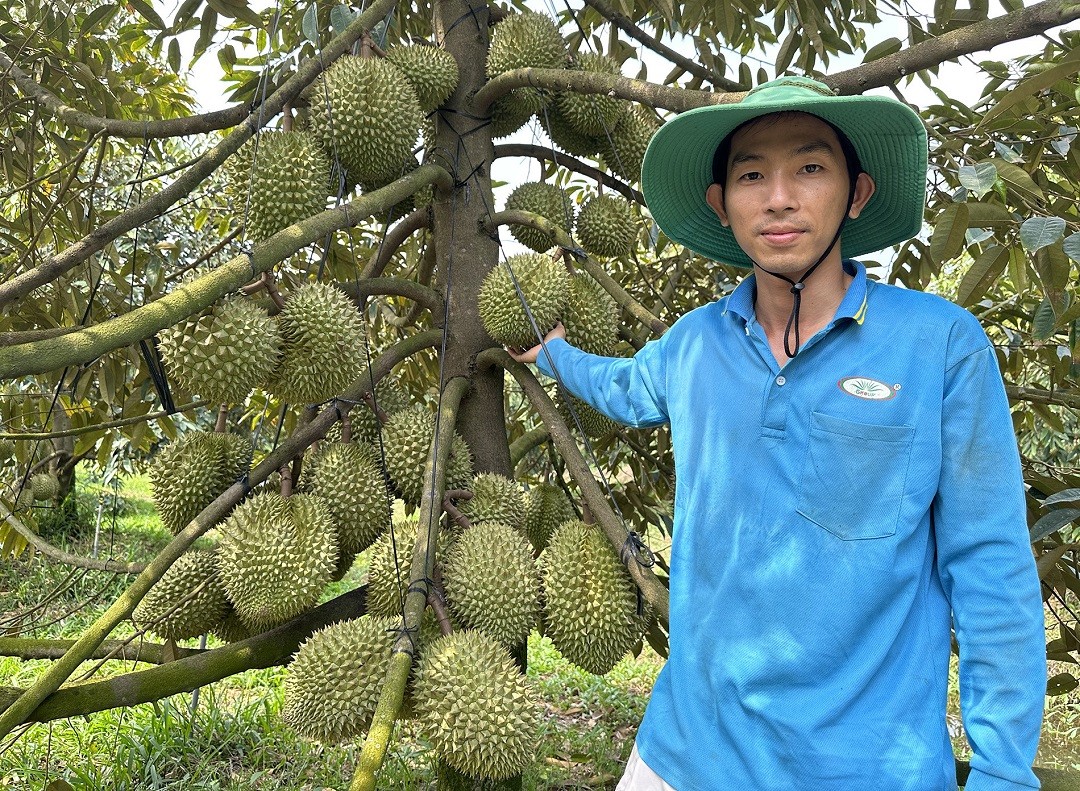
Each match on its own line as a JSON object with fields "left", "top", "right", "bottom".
{"left": 534, "top": 336, "right": 670, "bottom": 428}
{"left": 932, "top": 336, "right": 1046, "bottom": 791}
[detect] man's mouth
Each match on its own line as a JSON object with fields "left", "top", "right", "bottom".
{"left": 760, "top": 228, "right": 806, "bottom": 245}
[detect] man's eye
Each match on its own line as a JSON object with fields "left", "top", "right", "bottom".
{"left": 739, "top": 172, "right": 762, "bottom": 181}
{"left": 803, "top": 164, "right": 821, "bottom": 173}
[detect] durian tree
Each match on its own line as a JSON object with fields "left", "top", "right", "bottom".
{"left": 2, "top": 0, "right": 1080, "bottom": 788}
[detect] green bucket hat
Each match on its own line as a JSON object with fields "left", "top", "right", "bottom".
{"left": 640, "top": 76, "right": 928, "bottom": 268}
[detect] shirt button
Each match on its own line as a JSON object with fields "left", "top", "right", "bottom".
{"left": 776, "top": 375, "right": 787, "bottom": 386}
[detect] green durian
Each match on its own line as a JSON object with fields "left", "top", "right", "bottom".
{"left": 562, "top": 272, "right": 619, "bottom": 356}
{"left": 382, "top": 406, "right": 473, "bottom": 506}
{"left": 504, "top": 181, "right": 574, "bottom": 253}
{"left": 524, "top": 482, "right": 575, "bottom": 551}
{"left": 150, "top": 432, "right": 251, "bottom": 534}
{"left": 133, "top": 550, "right": 229, "bottom": 641}
{"left": 460, "top": 473, "right": 525, "bottom": 532}
{"left": 309, "top": 442, "right": 391, "bottom": 554}
{"left": 324, "top": 377, "right": 409, "bottom": 445}
{"left": 598, "top": 105, "right": 660, "bottom": 184}
{"left": 539, "top": 104, "right": 606, "bottom": 158}
{"left": 577, "top": 194, "right": 637, "bottom": 260}
{"left": 553, "top": 53, "right": 626, "bottom": 137}
{"left": 30, "top": 472, "right": 59, "bottom": 502}
{"left": 477, "top": 252, "right": 570, "bottom": 349}
{"left": 486, "top": 10, "right": 567, "bottom": 77}
{"left": 557, "top": 388, "right": 617, "bottom": 438}
{"left": 385, "top": 44, "right": 459, "bottom": 112}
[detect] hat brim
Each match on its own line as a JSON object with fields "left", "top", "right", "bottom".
{"left": 640, "top": 93, "right": 928, "bottom": 268}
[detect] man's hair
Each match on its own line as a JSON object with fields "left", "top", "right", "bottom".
{"left": 710, "top": 112, "right": 864, "bottom": 195}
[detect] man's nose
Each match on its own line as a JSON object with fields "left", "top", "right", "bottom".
{"left": 764, "top": 176, "right": 798, "bottom": 213}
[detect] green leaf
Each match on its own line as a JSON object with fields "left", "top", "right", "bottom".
{"left": 986, "top": 158, "right": 1045, "bottom": 202}
{"left": 1030, "top": 507, "right": 1080, "bottom": 542}
{"left": 929, "top": 202, "right": 969, "bottom": 264}
{"left": 957, "top": 162, "right": 997, "bottom": 199}
{"left": 1019, "top": 216, "right": 1066, "bottom": 253}
{"left": 981, "top": 47, "right": 1080, "bottom": 125}
{"left": 127, "top": 0, "right": 166, "bottom": 29}
{"left": 168, "top": 38, "right": 181, "bottom": 73}
{"left": 330, "top": 4, "right": 354, "bottom": 36}
{"left": 774, "top": 31, "right": 798, "bottom": 74}
{"left": 80, "top": 4, "right": 118, "bottom": 36}
{"left": 965, "top": 201, "right": 1013, "bottom": 228}
{"left": 1047, "top": 673, "right": 1079, "bottom": 697}
{"left": 1033, "top": 297, "right": 1056, "bottom": 340}
{"left": 1043, "top": 488, "right": 1080, "bottom": 508}
{"left": 957, "top": 245, "right": 1008, "bottom": 307}
{"left": 862, "top": 36, "right": 901, "bottom": 63}
{"left": 1063, "top": 233, "right": 1080, "bottom": 263}
{"left": 302, "top": 3, "right": 319, "bottom": 45}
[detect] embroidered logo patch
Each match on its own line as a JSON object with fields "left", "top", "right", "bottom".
{"left": 838, "top": 377, "right": 898, "bottom": 401}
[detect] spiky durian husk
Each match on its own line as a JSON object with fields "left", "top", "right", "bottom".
{"left": 381, "top": 406, "right": 473, "bottom": 506}
{"left": 577, "top": 195, "right": 637, "bottom": 260}
{"left": 385, "top": 44, "right": 459, "bottom": 112}
{"left": 158, "top": 298, "right": 282, "bottom": 406}
{"left": 358, "top": 157, "right": 433, "bottom": 222}
{"left": 264, "top": 282, "right": 367, "bottom": 405}
{"left": 486, "top": 10, "right": 567, "bottom": 77}
{"left": 504, "top": 181, "right": 574, "bottom": 253}
{"left": 133, "top": 550, "right": 229, "bottom": 641}
{"left": 150, "top": 432, "right": 252, "bottom": 534}
{"left": 414, "top": 630, "right": 539, "bottom": 780}
{"left": 14, "top": 486, "right": 35, "bottom": 512}
{"left": 223, "top": 130, "right": 330, "bottom": 242}
{"left": 556, "top": 389, "right": 617, "bottom": 438}
{"left": 553, "top": 53, "right": 626, "bottom": 137}
{"left": 325, "top": 377, "right": 409, "bottom": 445}
{"left": 541, "top": 520, "right": 648, "bottom": 674}
{"left": 460, "top": 473, "right": 525, "bottom": 532}
{"left": 310, "top": 443, "right": 391, "bottom": 554}
{"left": 211, "top": 606, "right": 253, "bottom": 643}
{"left": 0, "top": 439, "right": 15, "bottom": 462}
{"left": 598, "top": 105, "right": 659, "bottom": 184}
{"left": 490, "top": 90, "right": 544, "bottom": 139}
{"left": 539, "top": 105, "right": 606, "bottom": 159}
{"left": 562, "top": 272, "right": 619, "bottom": 356}
{"left": 30, "top": 472, "right": 59, "bottom": 501}
{"left": 524, "top": 482, "right": 575, "bottom": 552}
{"left": 307, "top": 55, "right": 423, "bottom": 186}
{"left": 442, "top": 522, "right": 539, "bottom": 647}
{"left": 217, "top": 492, "right": 337, "bottom": 631}
{"left": 477, "top": 253, "right": 570, "bottom": 349}
{"left": 331, "top": 548, "right": 357, "bottom": 582}
{"left": 281, "top": 615, "right": 396, "bottom": 744}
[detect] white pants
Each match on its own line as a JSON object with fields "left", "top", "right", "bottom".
{"left": 616, "top": 742, "right": 678, "bottom": 791}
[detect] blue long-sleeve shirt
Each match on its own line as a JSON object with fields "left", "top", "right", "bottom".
{"left": 536, "top": 260, "right": 1045, "bottom": 790}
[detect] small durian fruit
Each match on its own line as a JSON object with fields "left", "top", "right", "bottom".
{"left": 460, "top": 473, "right": 526, "bottom": 532}
{"left": 14, "top": 486, "right": 35, "bottom": 512}
{"left": 310, "top": 442, "right": 391, "bottom": 555}
{"left": 598, "top": 105, "right": 660, "bottom": 184}
{"left": 442, "top": 522, "right": 539, "bottom": 647}
{"left": 553, "top": 53, "right": 626, "bottom": 137}
{"left": 133, "top": 550, "right": 229, "bottom": 641}
{"left": 364, "top": 518, "right": 420, "bottom": 618}
{"left": 217, "top": 491, "right": 337, "bottom": 631}
{"left": 150, "top": 432, "right": 252, "bottom": 534}
{"left": 331, "top": 548, "right": 357, "bottom": 582}
{"left": 281, "top": 615, "right": 396, "bottom": 744}
{"left": 264, "top": 282, "right": 367, "bottom": 406}
{"left": 477, "top": 253, "right": 570, "bottom": 349}
{"left": 223, "top": 130, "right": 330, "bottom": 242}
{"left": 30, "top": 472, "right": 60, "bottom": 502}
{"left": 211, "top": 605, "right": 253, "bottom": 643}
{"left": 541, "top": 520, "right": 648, "bottom": 674}
{"left": 381, "top": 406, "right": 473, "bottom": 506}
{"left": 524, "top": 482, "right": 575, "bottom": 552}
{"left": 562, "top": 272, "right": 619, "bottom": 356}
{"left": 486, "top": 10, "right": 567, "bottom": 78}
{"left": 577, "top": 195, "right": 637, "bottom": 260}
{"left": 385, "top": 44, "right": 459, "bottom": 112}
{"left": 490, "top": 90, "right": 543, "bottom": 139}
{"left": 307, "top": 56, "right": 423, "bottom": 186}
{"left": 539, "top": 104, "right": 606, "bottom": 159}
{"left": 158, "top": 297, "right": 282, "bottom": 406}
{"left": 557, "top": 388, "right": 617, "bottom": 438}
{"left": 0, "top": 439, "right": 15, "bottom": 463}
{"left": 325, "top": 377, "right": 409, "bottom": 445}
{"left": 504, "top": 181, "right": 574, "bottom": 253}
{"left": 414, "top": 630, "right": 539, "bottom": 780}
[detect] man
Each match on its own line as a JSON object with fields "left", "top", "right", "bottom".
{"left": 511, "top": 77, "right": 1046, "bottom": 790}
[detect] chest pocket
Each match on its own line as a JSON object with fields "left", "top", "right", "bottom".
{"left": 796, "top": 411, "right": 915, "bottom": 540}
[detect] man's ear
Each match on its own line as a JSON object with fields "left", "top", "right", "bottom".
{"left": 705, "top": 183, "right": 729, "bottom": 227}
{"left": 848, "top": 172, "right": 876, "bottom": 219}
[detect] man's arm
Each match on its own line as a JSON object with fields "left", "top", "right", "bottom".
{"left": 933, "top": 340, "right": 1046, "bottom": 791}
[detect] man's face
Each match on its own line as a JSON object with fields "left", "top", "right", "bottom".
{"left": 705, "top": 112, "right": 875, "bottom": 277}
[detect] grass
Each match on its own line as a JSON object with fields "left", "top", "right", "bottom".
{"left": 2, "top": 474, "right": 1078, "bottom": 789}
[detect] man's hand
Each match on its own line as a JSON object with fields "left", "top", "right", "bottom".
{"left": 507, "top": 322, "right": 566, "bottom": 364}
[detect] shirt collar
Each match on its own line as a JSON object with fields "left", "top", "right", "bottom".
{"left": 723, "top": 259, "right": 869, "bottom": 326}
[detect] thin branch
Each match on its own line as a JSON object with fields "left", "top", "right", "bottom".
{"left": 493, "top": 144, "right": 643, "bottom": 204}
{"left": 0, "top": 400, "right": 208, "bottom": 440}
{"left": 1, "top": 504, "right": 146, "bottom": 574}
{"left": 1006, "top": 386, "right": 1080, "bottom": 410}
{"left": 0, "top": 637, "right": 201, "bottom": 664}
{"left": 164, "top": 227, "right": 243, "bottom": 284}
{"left": 509, "top": 425, "right": 550, "bottom": 468}
{"left": 361, "top": 208, "right": 431, "bottom": 279}
{"left": 337, "top": 277, "right": 445, "bottom": 317}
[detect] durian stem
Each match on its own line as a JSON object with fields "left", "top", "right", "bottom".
{"left": 483, "top": 209, "right": 669, "bottom": 337}
{"left": 350, "top": 375, "right": 470, "bottom": 791}
{"left": 476, "top": 349, "right": 670, "bottom": 624}
{"left": 279, "top": 464, "right": 293, "bottom": 498}
{"left": 0, "top": 330, "right": 441, "bottom": 738}
{"left": 509, "top": 426, "right": 550, "bottom": 469}
{"left": 428, "top": 569, "right": 453, "bottom": 637}
{"left": 215, "top": 405, "right": 228, "bottom": 433}
{"left": 339, "top": 409, "right": 352, "bottom": 444}
{"left": 441, "top": 494, "right": 472, "bottom": 531}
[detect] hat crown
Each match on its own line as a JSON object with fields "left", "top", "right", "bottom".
{"left": 743, "top": 76, "right": 837, "bottom": 104}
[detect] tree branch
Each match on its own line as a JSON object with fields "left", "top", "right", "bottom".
{"left": 337, "top": 278, "right": 445, "bottom": 317}
{"left": 509, "top": 426, "right": 550, "bottom": 469}
{"left": 1006, "top": 386, "right": 1080, "bottom": 410}
{"left": 1, "top": 503, "right": 146, "bottom": 574}
{"left": 493, "top": 144, "right": 643, "bottom": 204}
{"left": 0, "top": 400, "right": 208, "bottom": 440}
{"left": 361, "top": 207, "right": 432, "bottom": 279}
{"left": 0, "top": 637, "right": 201, "bottom": 664}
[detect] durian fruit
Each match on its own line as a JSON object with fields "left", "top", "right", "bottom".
{"left": 477, "top": 252, "right": 570, "bottom": 349}
{"left": 441, "top": 522, "right": 540, "bottom": 647}
{"left": 133, "top": 550, "right": 229, "bottom": 641}
{"left": 331, "top": 548, "right": 357, "bottom": 582}
{"left": 524, "top": 482, "right": 575, "bottom": 551}
{"left": 212, "top": 606, "right": 253, "bottom": 643}
{"left": 264, "top": 282, "right": 367, "bottom": 405}
{"left": 307, "top": 55, "right": 423, "bottom": 186}
{"left": 30, "top": 472, "right": 59, "bottom": 502}
{"left": 358, "top": 157, "right": 433, "bottom": 222}
{"left": 490, "top": 91, "right": 542, "bottom": 139}
{"left": 0, "top": 439, "right": 14, "bottom": 462}
{"left": 326, "top": 377, "right": 409, "bottom": 445}
{"left": 460, "top": 473, "right": 525, "bottom": 532}
{"left": 158, "top": 297, "right": 282, "bottom": 406}
{"left": 557, "top": 389, "right": 617, "bottom": 438}
{"left": 281, "top": 615, "right": 396, "bottom": 743}
{"left": 217, "top": 491, "right": 337, "bottom": 631}
{"left": 486, "top": 10, "right": 567, "bottom": 78}
{"left": 223, "top": 130, "right": 330, "bottom": 242}
{"left": 577, "top": 195, "right": 637, "bottom": 260}
{"left": 382, "top": 406, "right": 473, "bottom": 506}
{"left": 598, "top": 105, "right": 660, "bottom": 184}
{"left": 413, "top": 630, "right": 539, "bottom": 780}
{"left": 385, "top": 44, "right": 459, "bottom": 112}
{"left": 541, "top": 519, "right": 648, "bottom": 674}
{"left": 562, "top": 272, "right": 619, "bottom": 356}
{"left": 553, "top": 53, "right": 626, "bottom": 137}
{"left": 14, "top": 486, "right": 35, "bottom": 512}
{"left": 150, "top": 432, "right": 252, "bottom": 534}
{"left": 310, "top": 442, "right": 391, "bottom": 554}
{"left": 504, "top": 181, "right": 574, "bottom": 253}
{"left": 539, "top": 104, "right": 606, "bottom": 159}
